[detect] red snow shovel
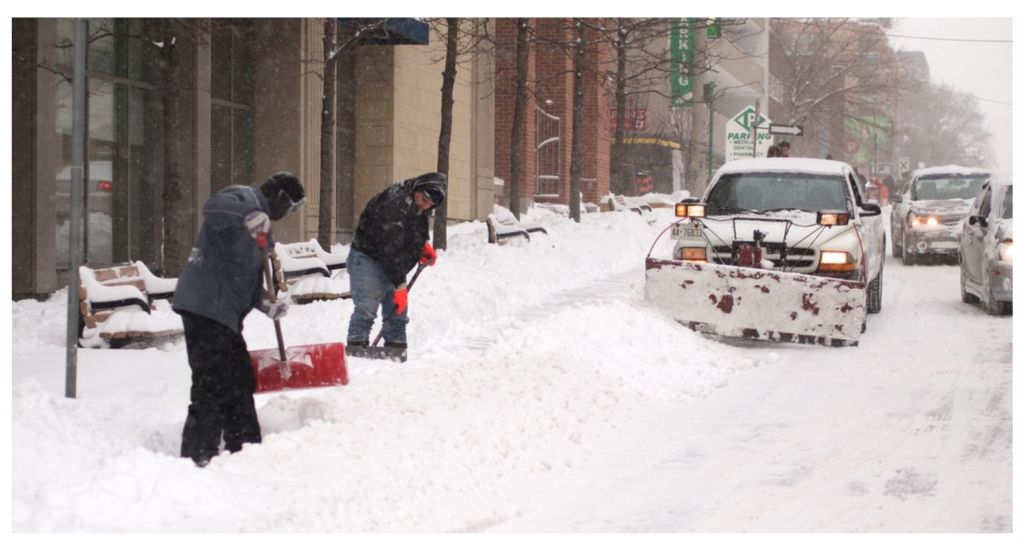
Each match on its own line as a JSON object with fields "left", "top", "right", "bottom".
{"left": 249, "top": 247, "right": 348, "bottom": 393}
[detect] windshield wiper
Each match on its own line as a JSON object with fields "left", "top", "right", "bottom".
{"left": 707, "top": 206, "right": 750, "bottom": 215}
{"left": 759, "top": 207, "right": 812, "bottom": 213}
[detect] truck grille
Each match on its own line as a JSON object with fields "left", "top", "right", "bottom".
{"left": 710, "top": 242, "right": 817, "bottom": 270}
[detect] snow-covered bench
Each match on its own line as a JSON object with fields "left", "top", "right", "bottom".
{"left": 487, "top": 205, "right": 549, "bottom": 244}
{"left": 605, "top": 194, "right": 653, "bottom": 215}
{"left": 78, "top": 261, "right": 183, "bottom": 348}
{"left": 273, "top": 239, "right": 350, "bottom": 303}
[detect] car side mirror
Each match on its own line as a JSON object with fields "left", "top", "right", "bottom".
{"left": 860, "top": 202, "right": 882, "bottom": 217}
{"left": 977, "top": 215, "right": 989, "bottom": 228}
{"left": 968, "top": 215, "right": 977, "bottom": 226}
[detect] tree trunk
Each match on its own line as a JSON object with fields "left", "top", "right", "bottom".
{"left": 568, "top": 19, "right": 586, "bottom": 223}
{"left": 611, "top": 20, "right": 629, "bottom": 196}
{"left": 318, "top": 19, "right": 337, "bottom": 249}
{"left": 158, "top": 22, "right": 187, "bottom": 276}
{"left": 509, "top": 18, "right": 529, "bottom": 220}
{"left": 433, "top": 18, "right": 459, "bottom": 250}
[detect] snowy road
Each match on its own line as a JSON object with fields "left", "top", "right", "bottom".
{"left": 491, "top": 255, "right": 1014, "bottom": 532}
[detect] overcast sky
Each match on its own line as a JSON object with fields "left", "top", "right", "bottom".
{"left": 887, "top": 18, "right": 1013, "bottom": 178}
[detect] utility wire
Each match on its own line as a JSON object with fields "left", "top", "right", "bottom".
{"left": 887, "top": 32, "right": 1011, "bottom": 44}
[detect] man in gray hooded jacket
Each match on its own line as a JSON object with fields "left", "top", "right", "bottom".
{"left": 173, "top": 171, "right": 304, "bottom": 467}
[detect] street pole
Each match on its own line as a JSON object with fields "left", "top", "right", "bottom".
{"left": 705, "top": 82, "right": 715, "bottom": 181}
{"left": 752, "top": 99, "right": 760, "bottom": 158}
{"left": 65, "top": 18, "right": 87, "bottom": 399}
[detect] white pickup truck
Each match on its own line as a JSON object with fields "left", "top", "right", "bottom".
{"left": 645, "top": 158, "right": 887, "bottom": 346}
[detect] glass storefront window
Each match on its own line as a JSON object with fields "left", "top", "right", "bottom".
{"left": 54, "top": 18, "right": 155, "bottom": 270}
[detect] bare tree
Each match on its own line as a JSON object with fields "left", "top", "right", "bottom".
{"left": 903, "top": 82, "right": 993, "bottom": 169}
{"left": 769, "top": 18, "right": 903, "bottom": 159}
{"left": 568, "top": 19, "right": 588, "bottom": 223}
{"left": 509, "top": 18, "right": 530, "bottom": 220}
{"left": 317, "top": 19, "right": 337, "bottom": 250}
{"left": 565, "top": 18, "right": 747, "bottom": 197}
{"left": 431, "top": 18, "right": 460, "bottom": 250}
{"left": 141, "top": 19, "right": 215, "bottom": 276}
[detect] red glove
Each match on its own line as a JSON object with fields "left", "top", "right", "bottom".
{"left": 419, "top": 242, "right": 437, "bottom": 266}
{"left": 393, "top": 285, "right": 408, "bottom": 315}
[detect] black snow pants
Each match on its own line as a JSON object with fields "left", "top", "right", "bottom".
{"left": 180, "top": 311, "right": 261, "bottom": 464}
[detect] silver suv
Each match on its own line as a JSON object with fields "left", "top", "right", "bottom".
{"left": 890, "top": 165, "right": 989, "bottom": 265}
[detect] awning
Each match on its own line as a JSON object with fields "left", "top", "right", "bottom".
{"left": 337, "top": 18, "right": 429, "bottom": 45}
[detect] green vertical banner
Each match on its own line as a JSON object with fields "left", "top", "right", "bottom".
{"left": 705, "top": 18, "right": 721, "bottom": 39}
{"left": 671, "top": 18, "right": 695, "bottom": 108}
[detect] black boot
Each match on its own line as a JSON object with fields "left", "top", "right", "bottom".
{"left": 346, "top": 340, "right": 369, "bottom": 358}
{"left": 383, "top": 341, "right": 408, "bottom": 363}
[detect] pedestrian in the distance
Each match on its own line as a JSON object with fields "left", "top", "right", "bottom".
{"left": 778, "top": 140, "right": 791, "bottom": 157}
{"left": 767, "top": 143, "right": 782, "bottom": 157}
{"left": 173, "top": 172, "right": 305, "bottom": 467}
{"left": 345, "top": 172, "right": 446, "bottom": 362}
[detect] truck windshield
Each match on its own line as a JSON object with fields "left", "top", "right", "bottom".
{"left": 706, "top": 172, "right": 850, "bottom": 215}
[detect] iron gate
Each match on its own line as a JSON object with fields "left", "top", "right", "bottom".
{"left": 535, "top": 106, "right": 561, "bottom": 197}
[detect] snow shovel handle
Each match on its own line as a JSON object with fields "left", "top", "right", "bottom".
{"left": 371, "top": 263, "right": 426, "bottom": 347}
{"left": 261, "top": 247, "right": 288, "bottom": 362}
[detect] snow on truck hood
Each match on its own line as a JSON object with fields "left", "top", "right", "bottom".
{"left": 910, "top": 164, "right": 991, "bottom": 178}
{"left": 909, "top": 199, "right": 973, "bottom": 218}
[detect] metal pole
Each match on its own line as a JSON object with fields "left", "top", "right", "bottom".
{"left": 752, "top": 99, "right": 760, "bottom": 158}
{"left": 65, "top": 18, "right": 87, "bottom": 399}
{"left": 705, "top": 82, "right": 714, "bottom": 181}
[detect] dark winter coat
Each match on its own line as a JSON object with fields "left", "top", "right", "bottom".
{"left": 350, "top": 178, "right": 432, "bottom": 287}
{"left": 173, "top": 185, "right": 274, "bottom": 333}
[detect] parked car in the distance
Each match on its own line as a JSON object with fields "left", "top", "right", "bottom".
{"left": 55, "top": 160, "right": 114, "bottom": 217}
{"left": 890, "top": 165, "right": 989, "bottom": 265}
{"left": 959, "top": 179, "right": 1013, "bottom": 315}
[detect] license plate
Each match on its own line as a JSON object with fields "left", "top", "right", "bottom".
{"left": 671, "top": 223, "right": 704, "bottom": 239}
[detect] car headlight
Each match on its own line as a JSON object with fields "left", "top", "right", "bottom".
{"left": 998, "top": 240, "right": 1013, "bottom": 261}
{"left": 818, "top": 250, "right": 857, "bottom": 273}
{"left": 909, "top": 214, "right": 939, "bottom": 228}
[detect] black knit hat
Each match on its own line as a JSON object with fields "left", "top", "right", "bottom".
{"left": 410, "top": 172, "right": 447, "bottom": 207}
{"left": 261, "top": 171, "right": 304, "bottom": 220}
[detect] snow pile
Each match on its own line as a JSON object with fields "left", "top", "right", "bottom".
{"left": 12, "top": 205, "right": 771, "bottom": 531}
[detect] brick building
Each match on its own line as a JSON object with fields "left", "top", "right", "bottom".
{"left": 493, "top": 19, "right": 612, "bottom": 213}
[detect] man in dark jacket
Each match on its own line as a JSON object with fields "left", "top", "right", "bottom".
{"left": 173, "top": 171, "right": 305, "bottom": 467}
{"left": 346, "top": 172, "right": 446, "bottom": 362}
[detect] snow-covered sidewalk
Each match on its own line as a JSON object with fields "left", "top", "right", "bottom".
{"left": 13, "top": 207, "right": 767, "bottom": 531}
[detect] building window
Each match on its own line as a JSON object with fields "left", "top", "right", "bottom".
{"left": 210, "top": 19, "right": 255, "bottom": 192}
{"left": 54, "top": 18, "right": 156, "bottom": 270}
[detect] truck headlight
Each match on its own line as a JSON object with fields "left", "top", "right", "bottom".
{"left": 818, "top": 250, "right": 857, "bottom": 273}
{"left": 998, "top": 240, "right": 1013, "bottom": 261}
{"left": 678, "top": 246, "right": 707, "bottom": 262}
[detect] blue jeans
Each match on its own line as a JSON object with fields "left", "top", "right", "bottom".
{"left": 346, "top": 249, "right": 409, "bottom": 344}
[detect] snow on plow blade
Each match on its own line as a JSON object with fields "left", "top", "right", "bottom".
{"left": 645, "top": 258, "right": 866, "bottom": 346}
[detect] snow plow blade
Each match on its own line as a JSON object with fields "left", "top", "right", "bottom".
{"left": 645, "top": 258, "right": 866, "bottom": 346}
{"left": 249, "top": 342, "right": 348, "bottom": 393}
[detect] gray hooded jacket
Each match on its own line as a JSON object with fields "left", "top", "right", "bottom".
{"left": 172, "top": 185, "right": 274, "bottom": 333}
